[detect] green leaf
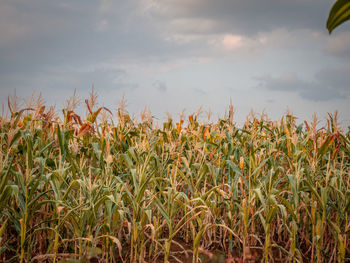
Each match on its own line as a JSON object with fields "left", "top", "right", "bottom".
{"left": 277, "top": 196, "right": 298, "bottom": 222}
{"left": 0, "top": 186, "right": 12, "bottom": 204}
{"left": 317, "top": 135, "right": 334, "bottom": 158}
{"left": 154, "top": 198, "right": 171, "bottom": 228}
{"left": 251, "top": 157, "right": 270, "bottom": 177}
{"left": 9, "top": 130, "right": 22, "bottom": 148}
{"left": 226, "top": 160, "right": 242, "bottom": 176}
{"left": 254, "top": 188, "right": 267, "bottom": 212}
{"left": 327, "top": 0, "right": 350, "bottom": 34}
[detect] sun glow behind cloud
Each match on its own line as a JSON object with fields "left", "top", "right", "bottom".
{"left": 222, "top": 34, "right": 244, "bottom": 50}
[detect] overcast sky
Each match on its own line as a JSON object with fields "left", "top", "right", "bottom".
{"left": 1, "top": 0, "right": 350, "bottom": 126}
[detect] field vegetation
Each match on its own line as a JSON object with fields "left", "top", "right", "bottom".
{"left": 0, "top": 92, "right": 349, "bottom": 262}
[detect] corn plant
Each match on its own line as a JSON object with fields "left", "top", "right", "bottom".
{"left": 0, "top": 93, "right": 349, "bottom": 262}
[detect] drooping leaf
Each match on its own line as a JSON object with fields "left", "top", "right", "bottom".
{"left": 327, "top": 0, "right": 350, "bottom": 34}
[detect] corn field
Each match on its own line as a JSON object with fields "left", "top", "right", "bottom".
{"left": 0, "top": 93, "right": 349, "bottom": 263}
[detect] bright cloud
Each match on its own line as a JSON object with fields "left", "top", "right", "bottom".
{"left": 222, "top": 34, "right": 244, "bottom": 50}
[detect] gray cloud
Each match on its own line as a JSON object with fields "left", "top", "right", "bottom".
{"left": 148, "top": 0, "right": 333, "bottom": 36}
{"left": 256, "top": 73, "right": 304, "bottom": 92}
{"left": 299, "top": 87, "right": 344, "bottom": 101}
{"left": 256, "top": 68, "right": 350, "bottom": 101}
{"left": 1, "top": 0, "right": 350, "bottom": 126}
{"left": 193, "top": 88, "right": 207, "bottom": 96}
{"left": 315, "top": 68, "right": 350, "bottom": 91}
{"left": 0, "top": 0, "right": 337, "bottom": 80}
{"left": 0, "top": 0, "right": 191, "bottom": 78}
{"left": 153, "top": 80, "right": 167, "bottom": 92}
{"left": 325, "top": 31, "right": 350, "bottom": 59}
{"left": 0, "top": 65, "right": 138, "bottom": 105}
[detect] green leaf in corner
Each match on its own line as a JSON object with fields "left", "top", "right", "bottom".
{"left": 327, "top": 0, "right": 350, "bottom": 34}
